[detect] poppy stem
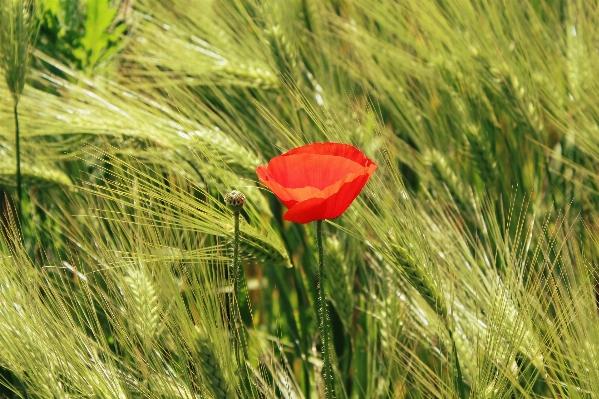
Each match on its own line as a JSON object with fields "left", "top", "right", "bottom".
{"left": 316, "top": 219, "right": 334, "bottom": 399}
{"left": 232, "top": 210, "right": 252, "bottom": 395}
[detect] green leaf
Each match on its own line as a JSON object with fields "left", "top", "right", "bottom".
{"left": 75, "top": 0, "right": 121, "bottom": 71}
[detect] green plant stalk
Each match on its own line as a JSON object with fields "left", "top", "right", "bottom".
{"left": 232, "top": 211, "right": 252, "bottom": 397}
{"left": 448, "top": 330, "right": 466, "bottom": 399}
{"left": 316, "top": 220, "right": 334, "bottom": 399}
{"left": 14, "top": 104, "right": 21, "bottom": 222}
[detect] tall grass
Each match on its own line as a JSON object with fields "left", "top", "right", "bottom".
{"left": 0, "top": 0, "right": 598, "bottom": 397}
{"left": 0, "top": 0, "right": 38, "bottom": 221}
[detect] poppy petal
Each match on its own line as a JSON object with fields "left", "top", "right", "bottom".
{"left": 265, "top": 153, "right": 364, "bottom": 189}
{"left": 256, "top": 165, "right": 322, "bottom": 207}
{"left": 282, "top": 169, "right": 373, "bottom": 224}
{"left": 256, "top": 142, "right": 377, "bottom": 223}
{"left": 283, "top": 142, "right": 373, "bottom": 167}
{"left": 316, "top": 163, "right": 377, "bottom": 201}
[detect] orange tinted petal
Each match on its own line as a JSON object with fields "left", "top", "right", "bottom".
{"left": 256, "top": 142, "right": 377, "bottom": 223}
{"left": 282, "top": 167, "right": 375, "bottom": 224}
{"left": 316, "top": 163, "right": 377, "bottom": 200}
{"left": 265, "top": 153, "right": 363, "bottom": 189}
{"left": 257, "top": 165, "right": 323, "bottom": 207}
{"left": 256, "top": 165, "right": 297, "bottom": 207}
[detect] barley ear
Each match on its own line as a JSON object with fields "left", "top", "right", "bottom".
{"left": 0, "top": 0, "right": 38, "bottom": 105}
{"left": 122, "top": 266, "right": 162, "bottom": 348}
{"left": 324, "top": 236, "right": 353, "bottom": 330}
{"left": 239, "top": 235, "right": 291, "bottom": 267}
{"left": 389, "top": 241, "right": 448, "bottom": 322}
{"left": 465, "top": 125, "right": 497, "bottom": 183}
{"left": 424, "top": 149, "right": 467, "bottom": 204}
{"left": 197, "top": 338, "right": 236, "bottom": 399}
{"left": 0, "top": 0, "right": 38, "bottom": 221}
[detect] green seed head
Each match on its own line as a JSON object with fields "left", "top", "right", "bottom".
{"left": 0, "top": 0, "right": 37, "bottom": 105}
{"left": 224, "top": 190, "right": 246, "bottom": 211}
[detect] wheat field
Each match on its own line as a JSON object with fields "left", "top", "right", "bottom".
{"left": 0, "top": 0, "right": 598, "bottom": 398}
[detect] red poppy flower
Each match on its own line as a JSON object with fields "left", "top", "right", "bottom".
{"left": 256, "top": 142, "right": 377, "bottom": 224}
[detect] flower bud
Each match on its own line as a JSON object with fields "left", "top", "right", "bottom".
{"left": 224, "top": 190, "right": 246, "bottom": 212}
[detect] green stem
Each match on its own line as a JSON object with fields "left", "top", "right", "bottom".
{"left": 316, "top": 220, "right": 334, "bottom": 399}
{"left": 232, "top": 211, "right": 252, "bottom": 397}
{"left": 448, "top": 330, "right": 466, "bottom": 399}
{"left": 14, "top": 104, "right": 21, "bottom": 222}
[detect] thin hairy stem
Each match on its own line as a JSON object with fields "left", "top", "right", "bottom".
{"left": 232, "top": 211, "right": 253, "bottom": 397}
{"left": 316, "top": 220, "right": 334, "bottom": 399}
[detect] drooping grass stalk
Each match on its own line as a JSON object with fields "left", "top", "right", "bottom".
{"left": 316, "top": 219, "right": 334, "bottom": 399}
{"left": 390, "top": 240, "right": 466, "bottom": 399}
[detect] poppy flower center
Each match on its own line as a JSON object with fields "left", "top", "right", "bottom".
{"left": 266, "top": 153, "right": 364, "bottom": 190}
